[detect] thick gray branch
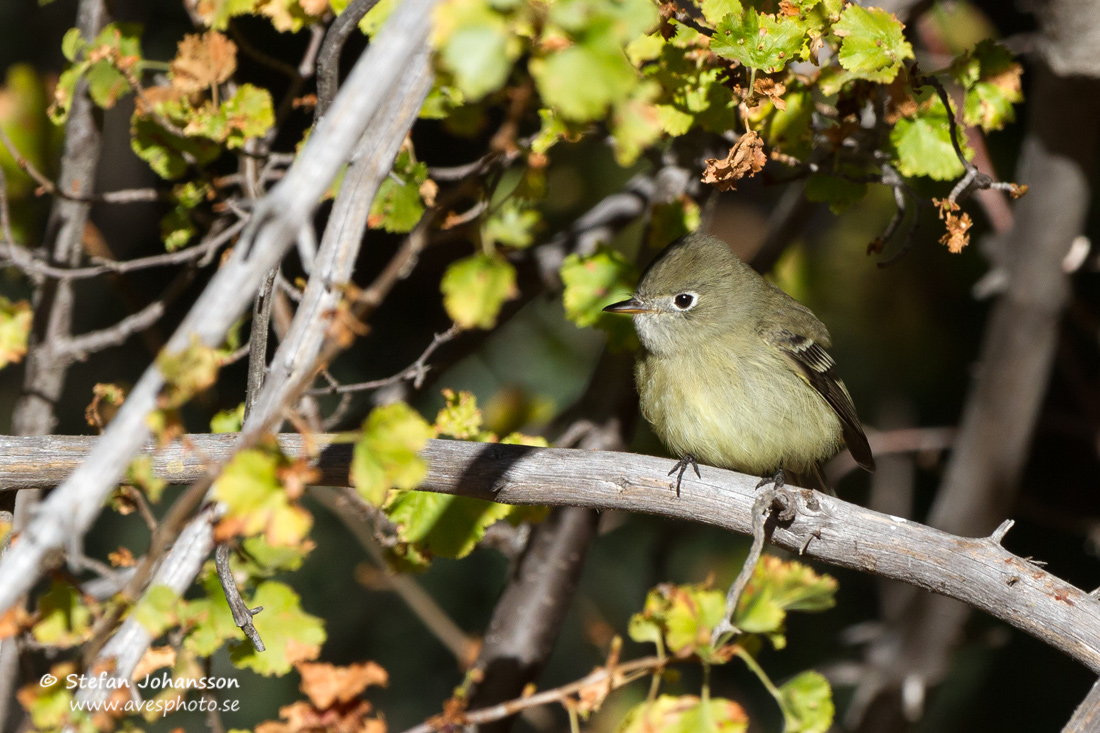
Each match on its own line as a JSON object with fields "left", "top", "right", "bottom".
{"left": 2, "top": 435, "right": 1100, "bottom": 674}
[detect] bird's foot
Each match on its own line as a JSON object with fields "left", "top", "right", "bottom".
{"left": 667, "top": 454, "right": 701, "bottom": 496}
{"left": 755, "top": 469, "right": 786, "bottom": 491}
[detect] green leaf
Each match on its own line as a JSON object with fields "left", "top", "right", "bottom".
{"left": 386, "top": 491, "right": 513, "bottom": 559}
{"left": 61, "top": 28, "right": 86, "bottom": 62}
{"left": 84, "top": 60, "right": 130, "bottom": 109}
{"left": 834, "top": 5, "right": 913, "bottom": 83}
{"left": 441, "top": 253, "right": 518, "bottom": 330}
{"left": 358, "top": 0, "right": 398, "bottom": 36}
{"left": 645, "top": 43, "right": 738, "bottom": 136}
{"left": 433, "top": 0, "right": 519, "bottom": 100}
{"left": 211, "top": 446, "right": 313, "bottom": 547}
{"left": 758, "top": 84, "right": 813, "bottom": 159}
{"left": 161, "top": 206, "right": 196, "bottom": 251}
{"left": 228, "top": 581, "right": 326, "bottom": 676}
{"left": 156, "top": 334, "right": 220, "bottom": 407}
{"left": 32, "top": 581, "right": 93, "bottom": 647}
{"left": 369, "top": 149, "right": 429, "bottom": 233}
{"left": 950, "top": 40, "right": 1022, "bottom": 132}
{"left": 647, "top": 197, "right": 700, "bottom": 250}
{"left": 734, "top": 555, "right": 837, "bottom": 643}
{"left": 350, "top": 401, "right": 433, "bottom": 505}
{"left": 127, "top": 454, "right": 167, "bottom": 502}
{"left": 131, "top": 116, "right": 221, "bottom": 180}
{"left": 531, "top": 34, "right": 639, "bottom": 121}
{"left": 779, "top": 671, "right": 834, "bottom": 733}
{"left": 238, "top": 535, "right": 312, "bottom": 575}
{"left": 211, "top": 403, "right": 245, "bottom": 433}
{"left": 711, "top": 4, "right": 807, "bottom": 74}
{"left": 629, "top": 583, "right": 727, "bottom": 662}
{"left": 132, "top": 585, "right": 180, "bottom": 637}
{"left": 219, "top": 84, "right": 275, "bottom": 148}
{"left": 619, "top": 695, "right": 749, "bottom": 733}
{"left": 611, "top": 81, "right": 662, "bottom": 165}
{"left": 560, "top": 247, "right": 638, "bottom": 350}
{"left": 435, "top": 389, "right": 484, "bottom": 439}
{"left": 195, "top": 0, "right": 257, "bottom": 31}
{"left": 890, "top": 112, "right": 966, "bottom": 181}
{"left": 483, "top": 200, "right": 541, "bottom": 249}
{"left": 0, "top": 297, "right": 32, "bottom": 370}
{"left": 804, "top": 173, "right": 867, "bottom": 214}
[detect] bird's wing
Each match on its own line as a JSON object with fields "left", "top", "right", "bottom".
{"left": 759, "top": 323, "right": 876, "bottom": 472}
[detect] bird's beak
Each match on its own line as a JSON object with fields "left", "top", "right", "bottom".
{"left": 603, "top": 297, "right": 653, "bottom": 315}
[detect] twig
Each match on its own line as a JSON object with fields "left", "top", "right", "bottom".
{"left": 315, "top": 0, "right": 382, "bottom": 121}
{"left": 400, "top": 654, "right": 673, "bottom": 733}
{"left": 0, "top": 166, "right": 16, "bottom": 247}
{"left": 712, "top": 486, "right": 793, "bottom": 645}
{"left": 214, "top": 543, "right": 265, "bottom": 651}
{"left": 0, "top": 216, "right": 245, "bottom": 281}
{"left": 312, "top": 487, "right": 475, "bottom": 665}
{"left": 244, "top": 268, "right": 278, "bottom": 420}
{"left": 308, "top": 325, "right": 460, "bottom": 395}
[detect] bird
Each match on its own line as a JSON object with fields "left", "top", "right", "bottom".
{"left": 602, "top": 232, "right": 875, "bottom": 493}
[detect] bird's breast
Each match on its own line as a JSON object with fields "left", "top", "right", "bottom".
{"left": 636, "top": 346, "right": 843, "bottom": 475}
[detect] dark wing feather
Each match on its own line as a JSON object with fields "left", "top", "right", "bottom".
{"left": 762, "top": 327, "right": 876, "bottom": 472}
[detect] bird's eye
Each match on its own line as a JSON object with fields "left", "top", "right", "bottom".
{"left": 673, "top": 293, "right": 696, "bottom": 310}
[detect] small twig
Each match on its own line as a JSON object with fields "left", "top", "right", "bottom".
{"left": 315, "top": 0, "right": 382, "bottom": 121}
{"left": 120, "top": 485, "right": 158, "bottom": 533}
{"left": 214, "top": 543, "right": 265, "bottom": 651}
{"left": 990, "top": 519, "right": 1015, "bottom": 545}
{"left": 312, "top": 487, "right": 475, "bottom": 666}
{"left": 0, "top": 216, "right": 245, "bottom": 281}
{"left": 712, "top": 486, "right": 793, "bottom": 645}
{"left": 244, "top": 268, "right": 278, "bottom": 421}
{"left": 874, "top": 165, "right": 924, "bottom": 267}
{"left": 399, "top": 654, "right": 676, "bottom": 733}
{"left": 671, "top": 5, "right": 715, "bottom": 37}
{"left": 0, "top": 165, "right": 16, "bottom": 247}
{"left": 308, "top": 325, "right": 460, "bottom": 395}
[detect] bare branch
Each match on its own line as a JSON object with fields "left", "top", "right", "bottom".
{"left": 312, "top": 486, "right": 476, "bottom": 666}
{"left": 401, "top": 652, "right": 672, "bottom": 733}
{"left": 1065, "top": 677, "right": 1100, "bottom": 733}
{"left": 309, "top": 325, "right": 460, "bottom": 395}
{"left": 0, "top": 216, "right": 245, "bottom": 281}
{"left": 4, "top": 435, "right": 1100, "bottom": 674}
{"left": 316, "top": 0, "right": 382, "bottom": 121}
{"left": 215, "top": 543, "right": 265, "bottom": 651}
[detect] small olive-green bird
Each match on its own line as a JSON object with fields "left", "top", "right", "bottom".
{"left": 604, "top": 233, "right": 875, "bottom": 491}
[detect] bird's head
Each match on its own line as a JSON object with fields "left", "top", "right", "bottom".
{"left": 603, "top": 233, "right": 760, "bottom": 355}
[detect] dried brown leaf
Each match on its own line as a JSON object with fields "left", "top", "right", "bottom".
{"left": 934, "top": 198, "right": 973, "bottom": 254}
{"left": 171, "top": 32, "right": 237, "bottom": 95}
{"left": 701, "top": 131, "right": 767, "bottom": 191}
{"left": 297, "top": 661, "right": 388, "bottom": 710}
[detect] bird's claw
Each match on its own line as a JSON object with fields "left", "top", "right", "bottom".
{"left": 755, "top": 469, "right": 786, "bottom": 491}
{"left": 668, "top": 454, "right": 701, "bottom": 496}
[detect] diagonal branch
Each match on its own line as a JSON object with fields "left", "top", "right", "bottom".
{"left": 0, "top": 0, "right": 443, "bottom": 619}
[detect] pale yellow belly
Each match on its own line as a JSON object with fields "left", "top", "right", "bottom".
{"left": 637, "top": 350, "right": 843, "bottom": 475}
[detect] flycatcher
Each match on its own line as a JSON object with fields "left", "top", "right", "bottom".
{"left": 604, "top": 233, "right": 875, "bottom": 491}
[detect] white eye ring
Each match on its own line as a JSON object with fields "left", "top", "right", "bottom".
{"left": 673, "top": 292, "right": 698, "bottom": 310}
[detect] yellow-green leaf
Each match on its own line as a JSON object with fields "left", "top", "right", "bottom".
{"left": 351, "top": 402, "right": 433, "bottom": 505}
{"left": 441, "top": 253, "right": 517, "bottom": 330}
